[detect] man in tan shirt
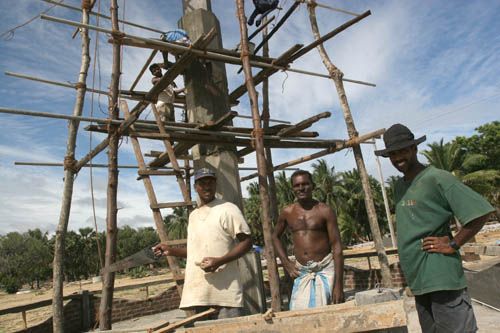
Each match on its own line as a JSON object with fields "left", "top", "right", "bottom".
{"left": 154, "top": 168, "right": 252, "bottom": 319}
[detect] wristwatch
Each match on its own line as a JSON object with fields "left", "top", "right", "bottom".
{"left": 449, "top": 239, "right": 460, "bottom": 252}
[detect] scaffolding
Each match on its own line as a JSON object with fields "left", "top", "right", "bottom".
{"left": 0, "top": 0, "right": 393, "bottom": 331}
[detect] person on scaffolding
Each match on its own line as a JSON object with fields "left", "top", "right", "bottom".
{"left": 272, "top": 170, "right": 344, "bottom": 310}
{"left": 248, "top": 0, "right": 279, "bottom": 27}
{"left": 154, "top": 168, "right": 252, "bottom": 319}
{"left": 149, "top": 36, "right": 186, "bottom": 124}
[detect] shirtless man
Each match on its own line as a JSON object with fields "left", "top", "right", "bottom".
{"left": 272, "top": 170, "right": 344, "bottom": 310}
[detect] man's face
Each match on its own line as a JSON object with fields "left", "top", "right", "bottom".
{"left": 388, "top": 145, "right": 417, "bottom": 174}
{"left": 151, "top": 66, "right": 162, "bottom": 78}
{"left": 292, "top": 174, "right": 314, "bottom": 201}
{"left": 195, "top": 177, "right": 216, "bottom": 203}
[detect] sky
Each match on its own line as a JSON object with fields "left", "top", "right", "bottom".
{"left": 0, "top": 0, "right": 499, "bottom": 235}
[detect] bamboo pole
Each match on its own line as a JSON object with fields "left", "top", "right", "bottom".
{"left": 240, "top": 128, "right": 385, "bottom": 182}
{"left": 99, "top": 0, "right": 121, "bottom": 329}
{"left": 236, "top": 0, "right": 282, "bottom": 311}
{"left": 15, "top": 161, "right": 174, "bottom": 169}
{"left": 40, "top": 14, "right": 375, "bottom": 87}
{"left": 42, "top": 0, "right": 164, "bottom": 34}
{"left": 74, "top": 32, "right": 213, "bottom": 172}
{"left": 5, "top": 71, "right": 149, "bottom": 102}
{"left": 307, "top": 1, "right": 392, "bottom": 287}
{"left": 52, "top": 1, "right": 92, "bottom": 332}
{"left": 261, "top": 18, "right": 280, "bottom": 259}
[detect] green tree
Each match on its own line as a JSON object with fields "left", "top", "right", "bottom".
{"left": 164, "top": 207, "right": 189, "bottom": 240}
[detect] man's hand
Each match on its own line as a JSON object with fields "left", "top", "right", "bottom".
{"left": 199, "top": 257, "right": 222, "bottom": 273}
{"left": 421, "top": 236, "right": 455, "bottom": 254}
{"left": 332, "top": 284, "right": 345, "bottom": 304}
{"left": 153, "top": 243, "right": 170, "bottom": 257}
{"left": 283, "top": 260, "right": 300, "bottom": 279}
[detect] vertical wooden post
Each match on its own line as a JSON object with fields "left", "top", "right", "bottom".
{"left": 22, "top": 311, "right": 27, "bottom": 329}
{"left": 261, "top": 20, "right": 279, "bottom": 225}
{"left": 99, "top": 0, "right": 121, "bottom": 329}
{"left": 236, "top": 0, "right": 282, "bottom": 311}
{"left": 307, "top": 2, "right": 392, "bottom": 287}
{"left": 52, "top": 1, "right": 92, "bottom": 331}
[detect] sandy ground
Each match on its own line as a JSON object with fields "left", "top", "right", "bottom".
{"left": 1, "top": 225, "right": 498, "bottom": 332}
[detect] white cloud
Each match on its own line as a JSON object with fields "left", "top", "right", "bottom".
{"left": 1, "top": 0, "right": 499, "bottom": 234}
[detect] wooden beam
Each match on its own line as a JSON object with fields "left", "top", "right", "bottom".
{"left": 153, "top": 308, "right": 218, "bottom": 333}
{"left": 151, "top": 201, "right": 197, "bottom": 209}
{"left": 277, "top": 111, "right": 331, "bottom": 137}
{"left": 75, "top": 32, "right": 215, "bottom": 171}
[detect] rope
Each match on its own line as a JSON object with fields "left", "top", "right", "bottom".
{"left": 0, "top": 0, "right": 64, "bottom": 41}
{"left": 251, "top": 128, "right": 265, "bottom": 148}
{"left": 63, "top": 155, "right": 78, "bottom": 173}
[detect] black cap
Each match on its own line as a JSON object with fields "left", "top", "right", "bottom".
{"left": 375, "top": 124, "right": 426, "bottom": 157}
{"left": 194, "top": 168, "right": 216, "bottom": 182}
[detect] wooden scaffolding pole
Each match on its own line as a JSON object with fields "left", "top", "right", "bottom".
{"left": 52, "top": 1, "right": 92, "bottom": 331}
{"left": 99, "top": 0, "right": 121, "bottom": 329}
{"left": 236, "top": 0, "right": 282, "bottom": 311}
{"left": 307, "top": 1, "right": 392, "bottom": 287}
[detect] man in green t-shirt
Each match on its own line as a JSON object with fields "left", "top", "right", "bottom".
{"left": 375, "top": 124, "right": 494, "bottom": 333}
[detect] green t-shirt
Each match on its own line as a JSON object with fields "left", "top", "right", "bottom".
{"left": 394, "top": 166, "right": 494, "bottom": 295}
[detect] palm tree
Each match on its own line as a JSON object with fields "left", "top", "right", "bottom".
{"left": 421, "top": 139, "right": 466, "bottom": 176}
{"left": 164, "top": 207, "right": 189, "bottom": 240}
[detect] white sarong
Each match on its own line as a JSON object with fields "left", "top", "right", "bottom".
{"left": 289, "top": 253, "right": 334, "bottom": 310}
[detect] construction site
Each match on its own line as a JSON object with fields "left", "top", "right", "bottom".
{"left": 0, "top": 0, "right": 499, "bottom": 332}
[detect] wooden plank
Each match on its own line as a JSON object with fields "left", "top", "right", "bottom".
{"left": 183, "top": 300, "right": 407, "bottom": 332}
{"left": 137, "top": 170, "right": 181, "bottom": 176}
{"left": 153, "top": 308, "right": 218, "bottom": 333}
{"left": 151, "top": 201, "right": 196, "bottom": 209}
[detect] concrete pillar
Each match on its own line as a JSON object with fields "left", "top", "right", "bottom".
{"left": 180, "top": 0, "right": 243, "bottom": 208}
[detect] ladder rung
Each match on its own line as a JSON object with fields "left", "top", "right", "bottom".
{"left": 151, "top": 201, "right": 197, "bottom": 209}
{"left": 138, "top": 170, "right": 181, "bottom": 176}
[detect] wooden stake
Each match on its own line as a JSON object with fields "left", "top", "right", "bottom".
{"left": 99, "top": 0, "right": 121, "bottom": 329}
{"left": 52, "top": 1, "right": 93, "bottom": 331}
{"left": 236, "top": 0, "right": 282, "bottom": 311}
{"left": 307, "top": 1, "right": 392, "bottom": 287}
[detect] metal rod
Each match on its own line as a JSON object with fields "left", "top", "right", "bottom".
{"left": 373, "top": 141, "right": 397, "bottom": 248}
{"left": 40, "top": 14, "right": 376, "bottom": 87}
{"left": 471, "top": 298, "right": 500, "bottom": 312}
{"left": 42, "top": 0, "right": 164, "bottom": 34}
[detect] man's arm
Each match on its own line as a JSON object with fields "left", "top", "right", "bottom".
{"left": 422, "top": 213, "right": 491, "bottom": 254}
{"left": 325, "top": 206, "right": 344, "bottom": 303}
{"left": 153, "top": 243, "right": 187, "bottom": 258}
{"left": 272, "top": 209, "right": 299, "bottom": 278}
{"left": 200, "top": 233, "right": 252, "bottom": 272}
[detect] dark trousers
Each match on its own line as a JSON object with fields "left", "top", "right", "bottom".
{"left": 415, "top": 288, "right": 477, "bottom": 333}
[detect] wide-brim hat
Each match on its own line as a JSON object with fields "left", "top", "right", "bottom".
{"left": 194, "top": 168, "right": 216, "bottom": 182}
{"left": 375, "top": 124, "right": 426, "bottom": 157}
